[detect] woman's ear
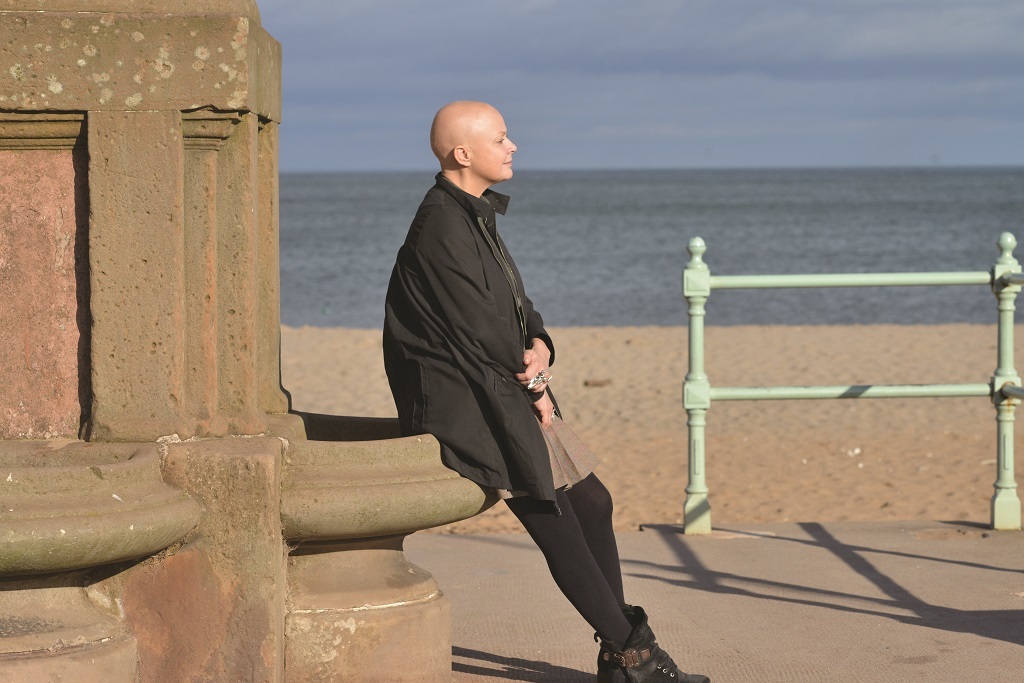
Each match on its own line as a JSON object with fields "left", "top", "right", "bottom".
{"left": 452, "top": 144, "right": 471, "bottom": 168}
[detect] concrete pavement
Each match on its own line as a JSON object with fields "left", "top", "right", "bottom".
{"left": 406, "top": 521, "right": 1024, "bottom": 682}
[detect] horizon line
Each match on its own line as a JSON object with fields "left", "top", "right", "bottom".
{"left": 280, "top": 162, "right": 1024, "bottom": 175}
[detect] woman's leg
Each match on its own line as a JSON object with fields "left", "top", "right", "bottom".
{"left": 505, "top": 490, "right": 632, "bottom": 644}
{"left": 564, "top": 473, "right": 625, "bottom": 605}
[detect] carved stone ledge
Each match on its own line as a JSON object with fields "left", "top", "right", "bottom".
{"left": 0, "top": 441, "right": 201, "bottom": 576}
{"left": 0, "top": 573, "right": 138, "bottom": 680}
{"left": 281, "top": 431, "right": 496, "bottom": 542}
{"left": 0, "top": 113, "right": 85, "bottom": 150}
{"left": 182, "top": 111, "right": 242, "bottom": 150}
{"left": 5, "top": 1, "right": 260, "bottom": 15}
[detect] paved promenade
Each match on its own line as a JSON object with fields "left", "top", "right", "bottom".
{"left": 405, "top": 521, "right": 1024, "bottom": 683}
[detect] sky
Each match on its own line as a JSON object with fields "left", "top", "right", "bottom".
{"left": 255, "top": 0, "right": 1023, "bottom": 172}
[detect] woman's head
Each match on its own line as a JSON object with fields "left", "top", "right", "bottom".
{"left": 431, "top": 101, "right": 517, "bottom": 197}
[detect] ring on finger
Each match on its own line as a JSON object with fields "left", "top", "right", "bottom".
{"left": 527, "top": 371, "right": 551, "bottom": 391}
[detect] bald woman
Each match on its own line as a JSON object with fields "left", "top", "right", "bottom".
{"left": 382, "top": 101, "right": 710, "bottom": 683}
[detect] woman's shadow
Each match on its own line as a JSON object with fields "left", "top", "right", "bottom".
{"left": 452, "top": 646, "right": 591, "bottom": 682}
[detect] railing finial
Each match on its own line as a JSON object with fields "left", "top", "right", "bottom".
{"left": 997, "top": 232, "right": 1018, "bottom": 265}
{"left": 687, "top": 236, "right": 707, "bottom": 266}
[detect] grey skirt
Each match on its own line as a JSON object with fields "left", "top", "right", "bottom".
{"left": 495, "top": 415, "right": 600, "bottom": 500}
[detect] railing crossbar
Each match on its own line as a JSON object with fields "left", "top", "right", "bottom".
{"left": 1000, "top": 384, "right": 1024, "bottom": 400}
{"left": 711, "top": 271, "right": 990, "bottom": 290}
{"left": 1002, "top": 272, "right": 1024, "bottom": 287}
{"left": 711, "top": 383, "right": 993, "bottom": 402}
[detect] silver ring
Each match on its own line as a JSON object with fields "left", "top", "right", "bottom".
{"left": 527, "top": 370, "right": 551, "bottom": 391}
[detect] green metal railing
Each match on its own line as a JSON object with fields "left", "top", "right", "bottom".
{"left": 682, "top": 232, "right": 1023, "bottom": 534}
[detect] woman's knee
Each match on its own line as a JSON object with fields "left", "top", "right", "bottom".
{"left": 569, "top": 474, "right": 614, "bottom": 523}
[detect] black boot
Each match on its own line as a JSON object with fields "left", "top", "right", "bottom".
{"left": 595, "top": 604, "right": 637, "bottom": 683}
{"left": 597, "top": 606, "right": 710, "bottom": 683}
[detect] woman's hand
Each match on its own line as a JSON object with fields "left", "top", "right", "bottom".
{"left": 532, "top": 389, "right": 556, "bottom": 428}
{"left": 516, "top": 338, "right": 552, "bottom": 392}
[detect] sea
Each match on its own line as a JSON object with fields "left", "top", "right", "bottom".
{"left": 279, "top": 167, "right": 1024, "bottom": 329}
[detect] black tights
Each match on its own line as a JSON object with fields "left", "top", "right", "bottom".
{"left": 505, "top": 474, "right": 633, "bottom": 644}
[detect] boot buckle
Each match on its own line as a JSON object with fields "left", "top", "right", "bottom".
{"left": 612, "top": 647, "right": 651, "bottom": 668}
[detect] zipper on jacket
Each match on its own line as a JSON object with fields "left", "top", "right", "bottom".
{"left": 476, "top": 216, "right": 527, "bottom": 348}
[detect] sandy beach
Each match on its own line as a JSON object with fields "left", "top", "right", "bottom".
{"left": 282, "top": 324, "right": 1020, "bottom": 533}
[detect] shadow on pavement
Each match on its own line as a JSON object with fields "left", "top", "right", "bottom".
{"left": 631, "top": 522, "right": 1024, "bottom": 648}
{"left": 452, "top": 646, "right": 591, "bottom": 682}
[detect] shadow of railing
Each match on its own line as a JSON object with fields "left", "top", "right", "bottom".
{"left": 630, "top": 523, "right": 1024, "bottom": 648}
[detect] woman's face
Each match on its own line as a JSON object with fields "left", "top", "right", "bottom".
{"left": 466, "top": 108, "right": 517, "bottom": 188}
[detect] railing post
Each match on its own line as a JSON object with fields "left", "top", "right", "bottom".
{"left": 683, "top": 237, "right": 712, "bottom": 534}
{"left": 990, "top": 232, "right": 1022, "bottom": 530}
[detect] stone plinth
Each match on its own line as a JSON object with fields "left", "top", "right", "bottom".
{"left": 1, "top": 2, "right": 493, "bottom": 681}
{"left": 0, "top": 441, "right": 200, "bottom": 677}
{"left": 1, "top": 0, "right": 285, "bottom": 441}
{"left": 2, "top": 2, "right": 286, "bottom": 680}
{"left": 279, "top": 416, "right": 495, "bottom": 682}
{"left": 286, "top": 536, "right": 451, "bottom": 683}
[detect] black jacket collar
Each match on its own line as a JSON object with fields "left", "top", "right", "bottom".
{"left": 435, "top": 172, "right": 510, "bottom": 218}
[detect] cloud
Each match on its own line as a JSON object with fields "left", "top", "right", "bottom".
{"left": 255, "top": 0, "right": 1024, "bottom": 170}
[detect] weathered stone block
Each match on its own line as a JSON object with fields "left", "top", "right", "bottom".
{"left": 0, "top": 7, "right": 280, "bottom": 119}
{"left": 129, "top": 436, "right": 286, "bottom": 681}
{"left": 215, "top": 113, "right": 267, "bottom": 435}
{"left": 0, "top": 146, "right": 87, "bottom": 439}
{"left": 86, "top": 110, "right": 186, "bottom": 442}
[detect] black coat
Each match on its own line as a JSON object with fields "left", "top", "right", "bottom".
{"left": 383, "top": 174, "right": 557, "bottom": 503}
